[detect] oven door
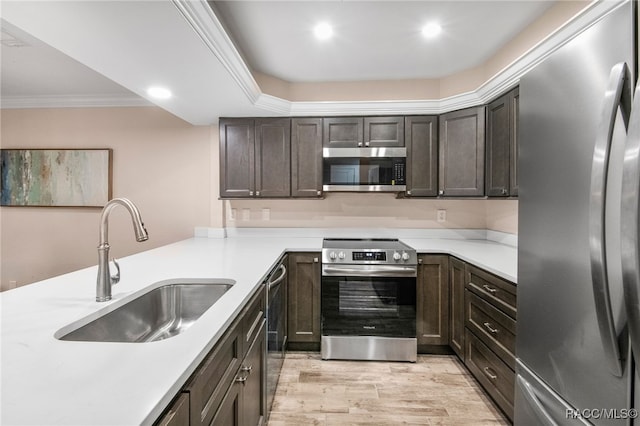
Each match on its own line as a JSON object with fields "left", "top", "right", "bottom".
{"left": 321, "top": 265, "right": 416, "bottom": 338}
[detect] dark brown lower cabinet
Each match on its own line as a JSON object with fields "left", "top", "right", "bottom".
{"left": 154, "top": 285, "right": 267, "bottom": 426}
{"left": 417, "top": 255, "right": 450, "bottom": 352}
{"left": 156, "top": 393, "right": 190, "bottom": 426}
{"left": 464, "top": 264, "right": 517, "bottom": 422}
{"left": 287, "top": 252, "right": 321, "bottom": 351}
{"left": 449, "top": 257, "right": 466, "bottom": 359}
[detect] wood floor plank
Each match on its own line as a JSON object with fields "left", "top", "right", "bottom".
{"left": 268, "top": 352, "right": 509, "bottom": 425}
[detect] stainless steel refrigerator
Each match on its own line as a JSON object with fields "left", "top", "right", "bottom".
{"left": 516, "top": 1, "right": 640, "bottom": 424}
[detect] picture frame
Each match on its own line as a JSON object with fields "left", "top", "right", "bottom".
{"left": 0, "top": 149, "right": 113, "bottom": 207}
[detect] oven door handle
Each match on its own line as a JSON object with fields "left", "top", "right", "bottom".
{"left": 322, "top": 264, "right": 417, "bottom": 278}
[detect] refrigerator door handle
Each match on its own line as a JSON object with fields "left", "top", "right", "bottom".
{"left": 589, "top": 62, "right": 631, "bottom": 377}
{"left": 621, "top": 83, "right": 640, "bottom": 360}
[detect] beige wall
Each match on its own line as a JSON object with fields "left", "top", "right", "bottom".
{"left": 1, "top": 107, "right": 517, "bottom": 290}
{"left": 1, "top": 107, "right": 212, "bottom": 290}
{"left": 224, "top": 195, "right": 517, "bottom": 234}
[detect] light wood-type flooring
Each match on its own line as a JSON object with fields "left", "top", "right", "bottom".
{"left": 268, "top": 352, "right": 509, "bottom": 426}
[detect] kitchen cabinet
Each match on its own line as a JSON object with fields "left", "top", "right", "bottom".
{"left": 219, "top": 118, "right": 291, "bottom": 198}
{"left": 405, "top": 115, "right": 438, "bottom": 197}
{"left": 323, "top": 117, "right": 363, "bottom": 148}
{"left": 417, "top": 254, "right": 450, "bottom": 351}
{"left": 449, "top": 257, "right": 466, "bottom": 359}
{"left": 287, "top": 252, "right": 321, "bottom": 350}
{"left": 156, "top": 285, "right": 266, "bottom": 426}
{"left": 364, "top": 116, "right": 405, "bottom": 147}
{"left": 155, "top": 393, "right": 189, "bottom": 426}
{"left": 464, "top": 264, "right": 517, "bottom": 421}
{"left": 323, "top": 116, "right": 404, "bottom": 148}
{"left": 438, "top": 106, "right": 486, "bottom": 197}
{"left": 486, "top": 87, "right": 519, "bottom": 197}
{"left": 291, "top": 118, "right": 323, "bottom": 197}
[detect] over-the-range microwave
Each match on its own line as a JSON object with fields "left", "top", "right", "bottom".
{"left": 322, "top": 147, "right": 406, "bottom": 192}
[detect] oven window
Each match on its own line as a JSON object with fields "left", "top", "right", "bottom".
{"left": 321, "top": 276, "right": 416, "bottom": 338}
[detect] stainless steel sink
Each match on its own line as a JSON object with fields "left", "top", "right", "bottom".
{"left": 57, "top": 279, "right": 234, "bottom": 343}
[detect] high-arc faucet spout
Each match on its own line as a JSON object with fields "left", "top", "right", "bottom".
{"left": 96, "top": 198, "right": 149, "bottom": 302}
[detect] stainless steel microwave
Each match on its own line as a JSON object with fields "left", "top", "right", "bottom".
{"left": 322, "top": 147, "right": 406, "bottom": 192}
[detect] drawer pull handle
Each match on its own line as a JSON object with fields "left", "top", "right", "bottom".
{"left": 235, "top": 374, "right": 248, "bottom": 384}
{"left": 241, "top": 365, "right": 253, "bottom": 373}
{"left": 482, "top": 284, "right": 498, "bottom": 294}
{"left": 246, "top": 310, "right": 264, "bottom": 342}
{"left": 483, "top": 322, "right": 499, "bottom": 334}
{"left": 483, "top": 367, "right": 498, "bottom": 380}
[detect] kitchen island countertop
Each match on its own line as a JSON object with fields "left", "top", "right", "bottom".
{"left": 0, "top": 233, "right": 516, "bottom": 425}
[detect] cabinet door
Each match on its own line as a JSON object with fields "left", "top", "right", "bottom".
{"left": 405, "top": 116, "right": 438, "bottom": 197}
{"left": 486, "top": 87, "right": 519, "bottom": 197}
{"left": 287, "top": 253, "right": 321, "bottom": 348}
{"left": 291, "top": 118, "right": 323, "bottom": 197}
{"left": 510, "top": 87, "right": 519, "bottom": 196}
{"left": 211, "top": 378, "right": 242, "bottom": 426}
{"left": 364, "top": 116, "right": 405, "bottom": 147}
{"left": 323, "top": 117, "right": 363, "bottom": 148}
{"left": 220, "top": 119, "right": 255, "bottom": 198}
{"left": 439, "top": 107, "right": 486, "bottom": 196}
{"left": 242, "top": 320, "right": 266, "bottom": 426}
{"left": 486, "top": 94, "right": 511, "bottom": 197}
{"left": 417, "top": 255, "right": 450, "bottom": 348}
{"left": 449, "top": 257, "right": 466, "bottom": 359}
{"left": 255, "top": 118, "right": 291, "bottom": 198}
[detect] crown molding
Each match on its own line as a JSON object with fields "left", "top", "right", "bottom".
{"left": 1, "top": 94, "right": 152, "bottom": 109}
{"left": 183, "top": 0, "right": 623, "bottom": 116}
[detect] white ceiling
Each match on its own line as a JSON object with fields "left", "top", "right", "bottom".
{"left": 212, "top": 1, "right": 555, "bottom": 82}
{"left": 0, "top": 1, "right": 611, "bottom": 125}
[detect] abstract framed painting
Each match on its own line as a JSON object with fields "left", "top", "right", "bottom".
{"left": 0, "top": 149, "right": 112, "bottom": 207}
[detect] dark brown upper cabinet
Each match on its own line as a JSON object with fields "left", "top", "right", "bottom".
{"left": 323, "top": 117, "right": 363, "bottom": 148}
{"left": 405, "top": 116, "right": 438, "bottom": 197}
{"left": 219, "top": 118, "right": 291, "bottom": 198}
{"left": 438, "top": 106, "right": 486, "bottom": 197}
{"left": 291, "top": 118, "right": 323, "bottom": 198}
{"left": 486, "top": 87, "right": 519, "bottom": 197}
{"left": 220, "top": 118, "right": 255, "bottom": 198}
{"left": 364, "top": 116, "right": 405, "bottom": 147}
{"left": 323, "top": 116, "right": 404, "bottom": 148}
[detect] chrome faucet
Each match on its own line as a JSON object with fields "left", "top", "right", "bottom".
{"left": 96, "top": 198, "right": 149, "bottom": 302}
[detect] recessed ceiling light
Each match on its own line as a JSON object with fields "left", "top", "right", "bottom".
{"left": 421, "top": 22, "right": 442, "bottom": 39}
{"left": 146, "top": 86, "right": 172, "bottom": 100}
{"left": 314, "top": 22, "right": 333, "bottom": 40}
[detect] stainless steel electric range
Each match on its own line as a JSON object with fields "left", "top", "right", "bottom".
{"left": 321, "top": 238, "right": 417, "bottom": 362}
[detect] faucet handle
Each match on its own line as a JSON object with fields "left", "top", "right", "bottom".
{"left": 110, "top": 258, "right": 121, "bottom": 285}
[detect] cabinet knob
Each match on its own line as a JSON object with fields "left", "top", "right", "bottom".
{"left": 249, "top": 191, "right": 254, "bottom": 196}
{"left": 365, "top": 142, "right": 370, "bottom": 147}
{"left": 502, "top": 188, "right": 508, "bottom": 195}
{"left": 358, "top": 142, "right": 363, "bottom": 147}
{"left": 256, "top": 191, "right": 260, "bottom": 196}
{"left": 313, "top": 257, "right": 319, "bottom": 263}
{"left": 317, "top": 190, "right": 322, "bottom": 196}
{"left": 439, "top": 190, "right": 444, "bottom": 195}
{"left": 407, "top": 190, "right": 412, "bottom": 195}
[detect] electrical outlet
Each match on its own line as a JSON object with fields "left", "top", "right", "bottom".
{"left": 9, "top": 280, "right": 17, "bottom": 289}
{"left": 242, "top": 208, "right": 251, "bottom": 221}
{"left": 229, "top": 208, "right": 236, "bottom": 221}
{"left": 262, "top": 208, "right": 270, "bottom": 221}
{"left": 437, "top": 209, "right": 447, "bottom": 223}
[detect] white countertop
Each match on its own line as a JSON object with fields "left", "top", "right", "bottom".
{"left": 0, "top": 233, "right": 516, "bottom": 426}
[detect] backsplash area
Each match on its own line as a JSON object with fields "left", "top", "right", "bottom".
{"left": 224, "top": 194, "right": 518, "bottom": 235}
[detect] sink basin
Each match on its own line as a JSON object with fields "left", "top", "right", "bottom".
{"left": 57, "top": 279, "right": 234, "bottom": 343}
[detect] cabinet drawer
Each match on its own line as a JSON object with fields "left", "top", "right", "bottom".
{"left": 466, "top": 290, "right": 516, "bottom": 369}
{"left": 185, "top": 319, "right": 242, "bottom": 426}
{"left": 465, "top": 330, "right": 514, "bottom": 421}
{"left": 243, "top": 286, "right": 266, "bottom": 354}
{"left": 466, "top": 265, "right": 516, "bottom": 319}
